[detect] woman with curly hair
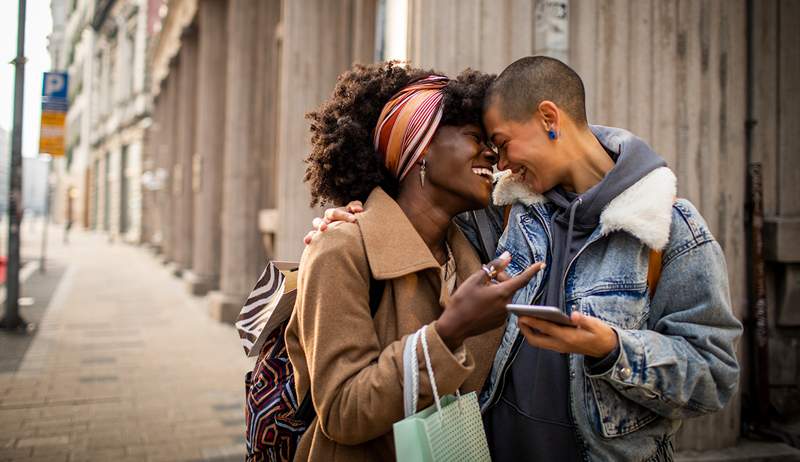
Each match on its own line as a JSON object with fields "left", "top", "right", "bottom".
{"left": 284, "top": 62, "right": 543, "bottom": 461}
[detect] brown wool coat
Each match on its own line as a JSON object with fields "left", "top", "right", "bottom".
{"left": 285, "top": 188, "right": 504, "bottom": 462}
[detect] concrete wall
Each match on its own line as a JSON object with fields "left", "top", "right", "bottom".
{"left": 408, "top": 0, "right": 562, "bottom": 75}
{"left": 570, "top": 0, "right": 748, "bottom": 450}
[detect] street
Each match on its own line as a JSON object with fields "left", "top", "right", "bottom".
{"left": 0, "top": 224, "right": 252, "bottom": 462}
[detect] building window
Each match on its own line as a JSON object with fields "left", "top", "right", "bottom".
{"left": 120, "top": 145, "right": 129, "bottom": 234}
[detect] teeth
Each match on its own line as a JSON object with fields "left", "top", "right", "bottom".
{"left": 472, "top": 168, "right": 493, "bottom": 178}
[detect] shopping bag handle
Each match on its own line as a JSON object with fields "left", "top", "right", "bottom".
{"left": 402, "top": 328, "right": 420, "bottom": 417}
{"left": 402, "top": 325, "right": 445, "bottom": 418}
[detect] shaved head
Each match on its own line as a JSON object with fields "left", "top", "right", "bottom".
{"left": 486, "top": 56, "right": 587, "bottom": 125}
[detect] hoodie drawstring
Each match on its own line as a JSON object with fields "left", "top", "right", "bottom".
{"left": 560, "top": 197, "right": 582, "bottom": 310}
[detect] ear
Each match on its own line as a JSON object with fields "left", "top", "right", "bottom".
{"left": 538, "top": 100, "right": 560, "bottom": 133}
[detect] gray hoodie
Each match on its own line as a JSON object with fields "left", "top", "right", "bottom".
{"left": 485, "top": 134, "right": 667, "bottom": 461}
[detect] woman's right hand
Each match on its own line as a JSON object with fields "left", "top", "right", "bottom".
{"left": 303, "top": 201, "right": 365, "bottom": 245}
{"left": 436, "top": 252, "right": 545, "bottom": 350}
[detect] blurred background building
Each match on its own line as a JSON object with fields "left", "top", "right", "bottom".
{"left": 43, "top": 0, "right": 800, "bottom": 455}
{"left": 48, "top": 0, "right": 151, "bottom": 241}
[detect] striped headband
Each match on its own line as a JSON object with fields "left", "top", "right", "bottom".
{"left": 373, "top": 75, "right": 449, "bottom": 182}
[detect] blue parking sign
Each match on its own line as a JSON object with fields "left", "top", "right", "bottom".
{"left": 42, "top": 72, "right": 69, "bottom": 101}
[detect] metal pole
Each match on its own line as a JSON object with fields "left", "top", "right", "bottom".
{"left": 748, "top": 163, "right": 770, "bottom": 425}
{"left": 1, "top": 0, "right": 28, "bottom": 331}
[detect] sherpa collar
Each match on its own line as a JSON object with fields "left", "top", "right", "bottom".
{"left": 493, "top": 166, "right": 677, "bottom": 250}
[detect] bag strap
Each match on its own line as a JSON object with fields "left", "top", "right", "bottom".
{"left": 296, "top": 272, "right": 384, "bottom": 422}
{"left": 647, "top": 249, "right": 663, "bottom": 299}
{"left": 646, "top": 197, "right": 677, "bottom": 299}
{"left": 470, "top": 210, "right": 497, "bottom": 263}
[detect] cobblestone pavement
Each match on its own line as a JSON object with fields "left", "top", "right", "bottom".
{"left": 0, "top": 228, "right": 253, "bottom": 461}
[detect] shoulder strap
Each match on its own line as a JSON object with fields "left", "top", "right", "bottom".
{"left": 296, "top": 271, "right": 384, "bottom": 423}
{"left": 470, "top": 209, "right": 497, "bottom": 263}
{"left": 647, "top": 249, "right": 663, "bottom": 299}
{"left": 647, "top": 197, "right": 678, "bottom": 299}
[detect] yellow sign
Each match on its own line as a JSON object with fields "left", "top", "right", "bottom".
{"left": 39, "top": 110, "right": 66, "bottom": 156}
{"left": 40, "top": 72, "right": 69, "bottom": 157}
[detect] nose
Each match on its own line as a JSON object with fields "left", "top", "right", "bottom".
{"left": 497, "top": 152, "right": 510, "bottom": 171}
{"left": 482, "top": 144, "right": 498, "bottom": 166}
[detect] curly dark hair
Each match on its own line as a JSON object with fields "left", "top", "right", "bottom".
{"left": 304, "top": 62, "right": 495, "bottom": 206}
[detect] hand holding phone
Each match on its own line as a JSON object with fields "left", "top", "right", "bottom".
{"left": 506, "top": 304, "right": 576, "bottom": 327}
{"left": 513, "top": 308, "right": 619, "bottom": 358}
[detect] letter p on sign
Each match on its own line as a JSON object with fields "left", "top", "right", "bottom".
{"left": 42, "top": 72, "right": 68, "bottom": 99}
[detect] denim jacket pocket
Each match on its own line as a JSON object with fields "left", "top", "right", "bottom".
{"left": 574, "top": 282, "right": 650, "bottom": 330}
{"left": 586, "top": 376, "right": 659, "bottom": 438}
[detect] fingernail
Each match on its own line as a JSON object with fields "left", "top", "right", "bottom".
{"left": 500, "top": 251, "right": 511, "bottom": 261}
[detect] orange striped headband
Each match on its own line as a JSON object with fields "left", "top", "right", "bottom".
{"left": 373, "top": 75, "right": 449, "bottom": 181}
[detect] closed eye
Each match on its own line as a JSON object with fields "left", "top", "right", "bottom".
{"left": 497, "top": 141, "right": 508, "bottom": 155}
{"left": 466, "top": 132, "right": 482, "bottom": 143}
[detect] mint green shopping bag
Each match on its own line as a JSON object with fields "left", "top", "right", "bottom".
{"left": 393, "top": 326, "right": 491, "bottom": 462}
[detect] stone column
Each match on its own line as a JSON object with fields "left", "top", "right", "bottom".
{"left": 209, "top": 0, "right": 280, "bottom": 323}
{"left": 159, "top": 64, "right": 179, "bottom": 264}
{"left": 185, "top": 0, "right": 228, "bottom": 295}
{"left": 173, "top": 25, "right": 199, "bottom": 277}
{"left": 274, "top": 0, "right": 376, "bottom": 261}
{"left": 141, "top": 92, "right": 158, "bottom": 249}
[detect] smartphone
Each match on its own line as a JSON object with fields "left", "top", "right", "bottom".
{"left": 506, "top": 304, "right": 576, "bottom": 327}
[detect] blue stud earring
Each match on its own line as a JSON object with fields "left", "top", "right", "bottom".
{"left": 548, "top": 129, "right": 557, "bottom": 140}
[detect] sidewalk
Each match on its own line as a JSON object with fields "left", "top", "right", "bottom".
{"left": 0, "top": 228, "right": 253, "bottom": 462}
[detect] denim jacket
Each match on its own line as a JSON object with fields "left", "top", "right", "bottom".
{"left": 459, "top": 126, "right": 742, "bottom": 461}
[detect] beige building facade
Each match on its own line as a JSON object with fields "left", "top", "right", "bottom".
{"left": 88, "top": 0, "right": 152, "bottom": 243}
{"left": 48, "top": 0, "right": 154, "bottom": 243}
{"left": 145, "top": 0, "right": 800, "bottom": 454}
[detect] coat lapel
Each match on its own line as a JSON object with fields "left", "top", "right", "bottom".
{"left": 358, "top": 187, "right": 505, "bottom": 393}
{"left": 357, "top": 188, "right": 441, "bottom": 280}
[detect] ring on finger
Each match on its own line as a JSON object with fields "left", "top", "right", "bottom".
{"left": 481, "top": 264, "right": 498, "bottom": 280}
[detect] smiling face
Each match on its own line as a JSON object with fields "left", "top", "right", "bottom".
{"left": 420, "top": 123, "right": 498, "bottom": 210}
{"left": 483, "top": 99, "right": 568, "bottom": 194}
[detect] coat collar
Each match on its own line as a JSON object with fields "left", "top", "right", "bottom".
{"left": 357, "top": 188, "right": 481, "bottom": 281}
{"left": 493, "top": 166, "right": 677, "bottom": 250}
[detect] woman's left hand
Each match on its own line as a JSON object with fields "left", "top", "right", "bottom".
{"left": 517, "top": 311, "right": 618, "bottom": 358}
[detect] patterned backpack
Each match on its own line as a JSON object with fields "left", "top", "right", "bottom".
{"left": 242, "top": 264, "right": 384, "bottom": 462}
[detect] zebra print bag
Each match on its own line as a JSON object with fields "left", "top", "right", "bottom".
{"left": 239, "top": 261, "right": 383, "bottom": 462}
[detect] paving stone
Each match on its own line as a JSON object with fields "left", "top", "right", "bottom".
{"left": 16, "top": 435, "right": 70, "bottom": 447}
{"left": 0, "top": 231, "right": 252, "bottom": 460}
